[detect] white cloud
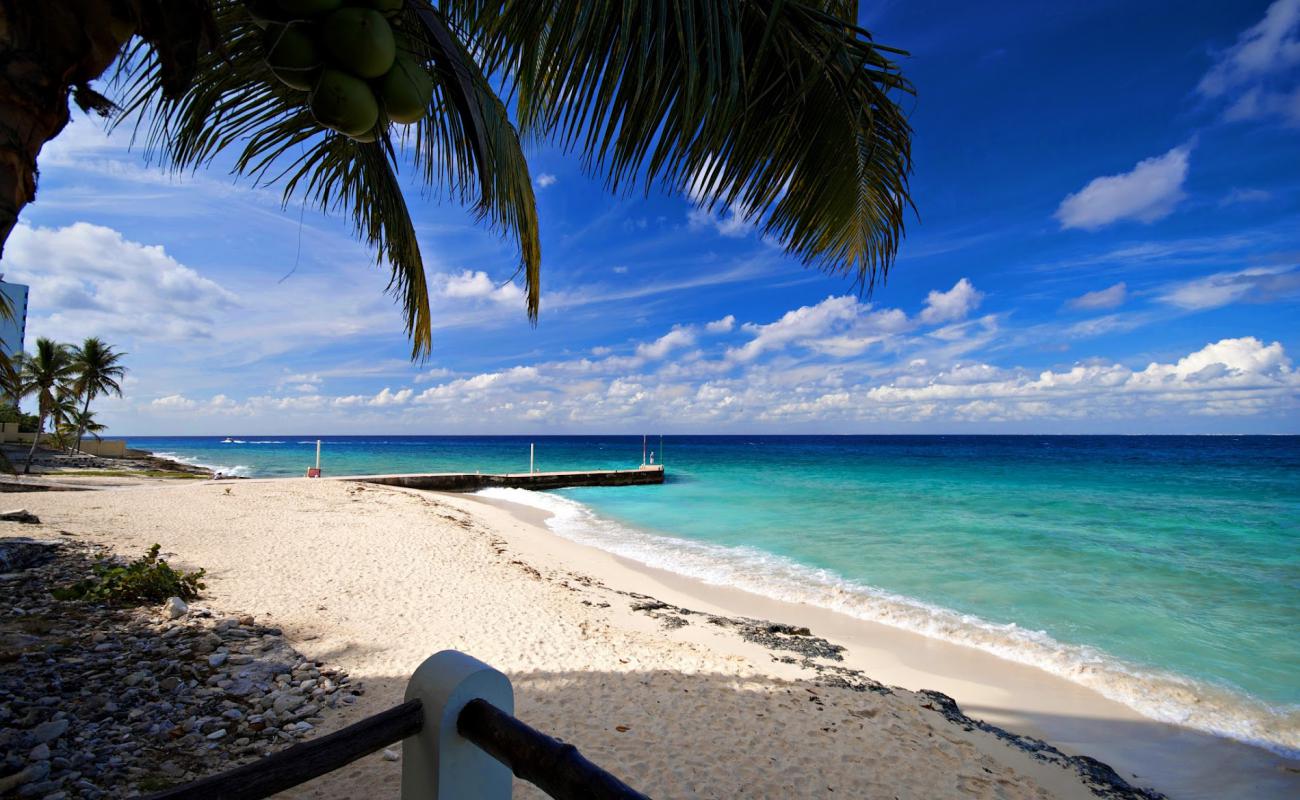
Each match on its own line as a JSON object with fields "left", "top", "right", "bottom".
{"left": 413, "top": 366, "right": 539, "bottom": 404}
{"left": 151, "top": 394, "right": 197, "bottom": 410}
{"left": 5, "top": 222, "right": 239, "bottom": 344}
{"left": 866, "top": 337, "right": 1296, "bottom": 420}
{"left": 536, "top": 173, "right": 557, "bottom": 188}
{"left": 705, "top": 315, "right": 736, "bottom": 333}
{"left": 1199, "top": 0, "right": 1300, "bottom": 125}
{"left": 728, "top": 296, "right": 862, "bottom": 362}
{"left": 636, "top": 328, "right": 696, "bottom": 360}
{"left": 1158, "top": 266, "right": 1300, "bottom": 310}
{"left": 1067, "top": 282, "right": 1127, "bottom": 311}
{"left": 334, "top": 387, "right": 413, "bottom": 407}
{"left": 434, "top": 270, "right": 524, "bottom": 306}
{"left": 919, "top": 278, "right": 984, "bottom": 324}
{"left": 1055, "top": 146, "right": 1191, "bottom": 230}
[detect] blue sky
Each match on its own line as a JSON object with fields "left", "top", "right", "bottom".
{"left": 5, "top": 0, "right": 1299, "bottom": 434}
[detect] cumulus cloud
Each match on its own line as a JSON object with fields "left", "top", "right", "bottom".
{"left": 151, "top": 394, "right": 197, "bottom": 410}
{"left": 728, "top": 296, "right": 862, "bottom": 362}
{"left": 5, "top": 222, "right": 238, "bottom": 343}
{"left": 1055, "top": 146, "right": 1191, "bottom": 230}
{"left": 919, "top": 278, "right": 983, "bottom": 324}
{"left": 865, "top": 337, "right": 1295, "bottom": 421}
{"left": 1199, "top": 0, "right": 1300, "bottom": 126}
{"left": 705, "top": 315, "right": 736, "bottom": 333}
{"left": 1067, "top": 282, "right": 1127, "bottom": 311}
{"left": 334, "top": 387, "right": 413, "bottom": 407}
{"left": 1158, "top": 266, "right": 1300, "bottom": 309}
{"left": 434, "top": 270, "right": 524, "bottom": 305}
{"left": 536, "top": 173, "right": 557, "bottom": 188}
{"left": 636, "top": 328, "right": 696, "bottom": 360}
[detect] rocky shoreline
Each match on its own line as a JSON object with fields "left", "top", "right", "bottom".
{"left": 0, "top": 537, "right": 359, "bottom": 797}
{"left": 559, "top": 575, "right": 1168, "bottom": 800}
{"left": 0, "top": 446, "right": 212, "bottom": 493}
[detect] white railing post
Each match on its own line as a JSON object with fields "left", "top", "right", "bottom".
{"left": 402, "top": 650, "right": 514, "bottom": 799}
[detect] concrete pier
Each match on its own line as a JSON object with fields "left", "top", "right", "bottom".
{"left": 337, "top": 465, "right": 664, "bottom": 493}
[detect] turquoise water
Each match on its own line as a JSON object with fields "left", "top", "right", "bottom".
{"left": 126, "top": 434, "right": 1300, "bottom": 755}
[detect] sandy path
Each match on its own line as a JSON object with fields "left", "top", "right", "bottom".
{"left": 12, "top": 479, "right": 1130, "bottom": 799}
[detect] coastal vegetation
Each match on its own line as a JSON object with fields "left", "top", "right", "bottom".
{"left": 52, "top": 543, "right": 206, "bottom": 605}
{"left": 0, "top": 0, "right": 914, "bottom": 357}
{"left": 0, "top": 337, "right": 127, "bottom": 473}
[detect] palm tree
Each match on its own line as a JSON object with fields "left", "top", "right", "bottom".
{"left": 70, "top": 337, "right": 126, "bottom": 452}
{"left": 19, "top": 338, "right": 76, "bottom": 473}
{"left": 48, "top": 390, "right": 83, "bottom": 452}
{"left": 0, "top": 1, "right": 914, "bottom": 358}
{"left": 69, "top": 408, "right": 108, "bottom": 445}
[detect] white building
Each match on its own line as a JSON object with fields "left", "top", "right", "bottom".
{"left": 0, "top": 276, "right": 29, "bottom": 359}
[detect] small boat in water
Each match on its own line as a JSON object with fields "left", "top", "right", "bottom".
{"left": 221, "top": 437, "right": 235, "bottom": 443}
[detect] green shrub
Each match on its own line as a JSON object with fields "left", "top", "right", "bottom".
{"left": 0, "top": 404, "right": 38, "bottom": 433}
{"left": 53, "top": 544, "right": 206, "bottom": 605}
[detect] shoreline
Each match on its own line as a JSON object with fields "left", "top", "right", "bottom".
{"left": 465, "top": 491, "right": 1300, "bottom": 800}
{"left": 5, "top": 477, "right": 1295, "bottom": 798}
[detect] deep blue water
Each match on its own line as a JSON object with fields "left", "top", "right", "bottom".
{"left": 123, "top": 434, "right": 1300, "bottom": 755}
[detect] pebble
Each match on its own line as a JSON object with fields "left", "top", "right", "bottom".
{"left": 382, "top": 748, "right": 400, "bottom": 762}
{"left": 31, "top": 720, "right": 69, "bottom": 744}
{"left": 0, "top": 540, "right": 358, "bottom": 797}
{"left": 162, "top": 597, "right": 189, "bottom": 620}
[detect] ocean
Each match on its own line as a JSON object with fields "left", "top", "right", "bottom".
{"left": 124, "top": 434, "right": 1299, "bottom": 756}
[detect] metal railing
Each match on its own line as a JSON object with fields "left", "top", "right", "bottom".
{"left": 144, "top": 650, "right": 649, "bottom": 800}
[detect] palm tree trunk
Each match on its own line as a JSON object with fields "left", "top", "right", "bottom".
{"left": 0, "top": 1, "right": 131, "bottom": 256}
{"left": 22, "top": 411, "right": 44, "bottom": 474}
{"left": 75, "top": 389, "right": 91, "bottom": 452}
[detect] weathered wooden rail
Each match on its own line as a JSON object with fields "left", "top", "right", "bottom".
{"left": 337, "top": 465, "right": 664, "bottom": 492}
{"left": 143, "top": 650, "right": 649, "bottom": 800}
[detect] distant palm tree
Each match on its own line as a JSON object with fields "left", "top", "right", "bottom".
{"left": 48, "top": 391, "right": 83, "bottom": 452}
{"left": 20, "top": 338, "right": 76, "bottom": 474}
{"left": 70, "top": 338, "right": 126, "bottom": 452}
{"left": 0, "top": 1, "right": 914, "bottom": 358}
{"left": 69, "top": 408, "right": 107, "bottom": 444}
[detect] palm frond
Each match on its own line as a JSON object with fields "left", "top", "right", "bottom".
{"left": 456, "top": 0, "right": 914, "bottom": 292}
{"left": 111, "top": 0, "right": 539, "bottom": 355}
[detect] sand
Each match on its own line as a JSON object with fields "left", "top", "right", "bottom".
{"left": 7, "top": 479, "right": 1294, "bottom": 799}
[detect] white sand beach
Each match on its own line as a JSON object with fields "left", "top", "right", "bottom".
{"left": 9, "top": 478, "right": 1297, "bottom": 799}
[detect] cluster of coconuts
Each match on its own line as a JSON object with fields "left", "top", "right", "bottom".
{"left": 245, "top": 0, "right": 435, "bottom": 142}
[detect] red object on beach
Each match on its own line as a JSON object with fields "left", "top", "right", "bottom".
{"left": 307, "top": 467, "right": 321, "bottom": 478}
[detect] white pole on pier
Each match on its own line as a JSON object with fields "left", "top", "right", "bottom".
{"left": 316, "top": 440, "right": 321, "bottom": 469}
{"left": 642, "top": 434, "right": 647, "bottom": 466}
{"left": 530, "top": 442, "right": 535, "bottom": 474}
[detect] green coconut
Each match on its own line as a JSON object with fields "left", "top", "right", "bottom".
{"left": 263, "top": 23, "right": 321, "bottom": 91}
{"left": 377, "top": 56, "right": 433, "bottom": 124}
{"left": 310, "top": 68, "right": 380, "bottom": 138}
{"left": 277, "top": 0, "right": 343, "bottom": 16}
{"left": 349, "top": 120, "right": 388, "bottom": 143}
{"left": 321, "top": 8, "right": 395, "bottom": 78}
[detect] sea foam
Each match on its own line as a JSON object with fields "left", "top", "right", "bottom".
{"left": 477, "top": 486, "right": 1300, "bottom": 758}
{"left": 152, "top": 451, "right": 252, "bottom": 478}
